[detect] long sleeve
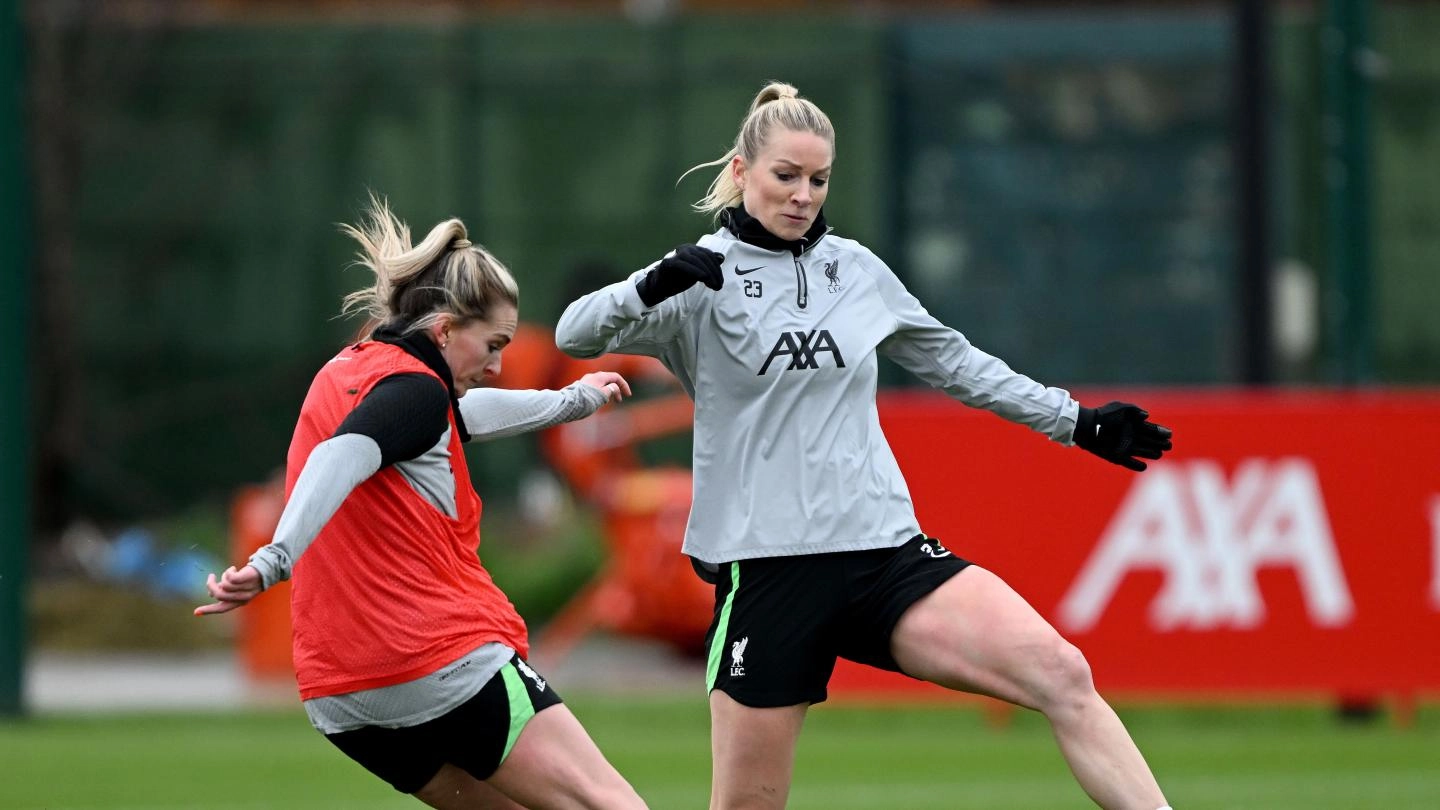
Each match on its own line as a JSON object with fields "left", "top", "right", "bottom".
{"left": 867, "top": 251, "right": 1079, "bottom": 443}
{"left": 555, "top": 267, "right": 707, "bottom": 360}
{"left": 248, "top": 433, "right": 382, "bottom": 589}
{"left": 247, "top": 373, "right": 450, "bottom": 588}
{"left": 457, "top": 382, "right": 608, "bottom": 442}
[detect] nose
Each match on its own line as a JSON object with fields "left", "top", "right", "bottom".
{"left": 791, "top": 185, "right": 811, "bottom": 206}
{"left": 484, "top": 353, "right": 502, "bottom": 379}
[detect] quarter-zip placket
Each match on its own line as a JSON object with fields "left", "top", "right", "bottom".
{"left": 793, "top": 255, "right": 808, "bottom": 310}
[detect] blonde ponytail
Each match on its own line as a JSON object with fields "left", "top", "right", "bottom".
{"left": 340, "top": 193, "right": 518, "bottom": 335}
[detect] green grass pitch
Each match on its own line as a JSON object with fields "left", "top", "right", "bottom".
{"left": 1, "top": 698, "right": 1436, "bottom": 808}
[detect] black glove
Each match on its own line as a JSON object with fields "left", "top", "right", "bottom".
{"left": 635, "top": 244, "right": 724, "bottom": 307}
{"left": 1074, "top": 401, "right": 1173, "bottom": 472}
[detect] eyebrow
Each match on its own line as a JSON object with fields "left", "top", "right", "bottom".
{"left": 773, "top": 158, "right": 832, "bottom": 173}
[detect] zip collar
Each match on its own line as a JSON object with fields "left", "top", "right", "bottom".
{"left": 721, "top": 205, "right": 831, "bottom": 257}
{"left": 370, "top": 321, "right": 470, "bottom": 441}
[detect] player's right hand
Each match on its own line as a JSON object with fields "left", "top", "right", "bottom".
{"left": 1074, "top": 401, "right": 1173, "bottom": 472}
{"left": 578, "top": 371, "right": 632, "bottom": 404}
{"left": 194, "top": 565, "right": 264, "bottom": 616}
{"left": 635, "top": 244, "right": 725, "bottom": 306}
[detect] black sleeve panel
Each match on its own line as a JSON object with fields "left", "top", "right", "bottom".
{"left": 333, "top": 373, "right": 451, "bottom": 468}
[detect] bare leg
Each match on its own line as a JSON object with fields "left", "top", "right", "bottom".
{"left": 891, "top": 566, "right": 1168, "bottom": 810}
{"left": 416, "top": 704, "right": 647, "bottom": 810}
{"left": 708, "top": 690, "right": 807, "bottom": 810}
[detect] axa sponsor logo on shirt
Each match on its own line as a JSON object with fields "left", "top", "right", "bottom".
{"left": 757, "top": 329, "right": 846, "bottom": 375}
{"left": 1059, "top": 458, "right": 1360, "bottom": 633}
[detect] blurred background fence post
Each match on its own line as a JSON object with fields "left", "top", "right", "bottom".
{"left": 1233, "top": 0, "right": 1275, "bottom": 385}
{"left": 1321, "top": 0, "right": 1375, "bottom": 384}
{"left": 1, "top": 0, "right": 31, "bottom": 717}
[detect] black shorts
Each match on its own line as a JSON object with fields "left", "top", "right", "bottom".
{"left": 324, "top": 654, "right": 562, "bottom": 794}
{"left": 704, "top": 533, "right": 971, "bottom": 707}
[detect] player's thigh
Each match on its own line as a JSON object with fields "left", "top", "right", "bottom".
{"left": 709, "top": 689, "right": 807, "bottom": 810}
{"left": 890, "top": 565, "right": 1089, "bottom": 709}
{"left": 486, "top": 704, "right": 646, "bottom": 810}
{"left": 414, "top": 764, "right": 528, "bottom": 810}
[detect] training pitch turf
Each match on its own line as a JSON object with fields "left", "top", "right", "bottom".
{"left": 1, "top": 698, "right": 1436, "bottom": 809}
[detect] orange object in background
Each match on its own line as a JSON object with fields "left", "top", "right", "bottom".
{"left": 503, "top": 323, "right": 694, "bottom": 501}
{"left": 230, "top": 476, "right": 293, "bottom": 682}
{"left": 497, "top": 324, "right": 712, "bottom": 662}
{"left": 539, "top": 468, "right": 711, "bottom": 662}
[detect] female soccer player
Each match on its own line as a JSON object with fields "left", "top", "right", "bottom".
{"left": 556, "top": 82, "right": 1173, "bottom": 810}
{"left": 198, "top": 197, "right": 648, "bottom": 810}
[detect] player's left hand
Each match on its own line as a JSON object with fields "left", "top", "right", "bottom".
{"left": 194, "top": 565, "right": 264, "bottom": 616}
{"left": 1074, "top": 401, "right": 1173, "bottom": 472}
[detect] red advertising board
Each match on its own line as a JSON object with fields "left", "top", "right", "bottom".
{"left": 830, "top": 390, "right": 1440, "bottom": 699}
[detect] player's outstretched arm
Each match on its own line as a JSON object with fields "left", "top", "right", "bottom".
{"left": 458, "top": 372, "right": 631, "bottom": 442}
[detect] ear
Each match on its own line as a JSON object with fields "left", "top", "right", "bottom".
{"left": 429, "top": 315, "right": 453, "bottom": 348}
{"left": 730, "top": 154, "right": 747, "bottom": 192}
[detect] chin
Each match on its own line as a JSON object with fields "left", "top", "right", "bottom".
{"left": 773, "top": 223, "right": 807, "bottom": 240}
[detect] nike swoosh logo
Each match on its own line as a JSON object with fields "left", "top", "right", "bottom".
{"left": 734, "top": 265, "right": 765, "bottom": 276}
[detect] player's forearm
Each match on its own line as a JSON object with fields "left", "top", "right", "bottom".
{"left": 944, "top": 342, "right": 1080, "bottom": 443}
{"left": 458, "top": 383, "right": 608, "bottom": 442}
{"left": 555, "top": 272, "right": 682, "bottom": 358}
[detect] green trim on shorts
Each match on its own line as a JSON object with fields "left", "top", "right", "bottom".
{"left": 500, "top": 663, "right": 535, "bottom": 763}
{"left": 705, "top": 562, "right": 740, "bottom": 691}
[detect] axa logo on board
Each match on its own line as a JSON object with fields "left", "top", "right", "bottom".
{"left": 1059, "top": 458, "right": 1356, "bottom": 633}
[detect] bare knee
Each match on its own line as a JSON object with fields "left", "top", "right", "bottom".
{"left": 1028, "top": 639, "right": 1098, "bottom": 715}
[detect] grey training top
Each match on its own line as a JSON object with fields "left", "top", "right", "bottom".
{"left": 555, "top": 227, "right": 1079, "bottom": 564}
